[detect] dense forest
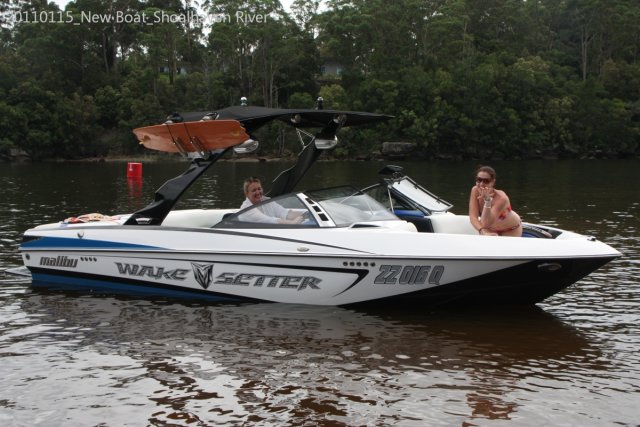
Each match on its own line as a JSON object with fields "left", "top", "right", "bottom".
{"left": 1, "top": 0, "right": 639, "bottom": 161}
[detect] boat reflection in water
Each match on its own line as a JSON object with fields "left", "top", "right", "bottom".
{"left": 8, "top": 289, "right": 600, "bottom": 425}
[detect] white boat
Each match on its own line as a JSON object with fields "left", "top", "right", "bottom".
{"left": 19, "top": 106, "right": 620, "bottom": 307}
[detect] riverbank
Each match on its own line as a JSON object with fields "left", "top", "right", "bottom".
{"left": 3, "top": 153, "right": 299, "bottom": 164}
{"left": 3, "top": 148, "right": 637, "bottom": 163}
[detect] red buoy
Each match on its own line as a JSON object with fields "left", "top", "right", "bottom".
{"left": 127, "top": 162, "right": 142, "bottom": 179}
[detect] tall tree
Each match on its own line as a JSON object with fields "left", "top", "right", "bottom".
{"left": 205, "top": 0, "right": 309, "bottom": 106}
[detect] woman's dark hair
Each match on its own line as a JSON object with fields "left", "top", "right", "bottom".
{"left": 474, "top": 165, "right": 496, "bottom": 181}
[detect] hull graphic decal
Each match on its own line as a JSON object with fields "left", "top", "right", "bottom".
{"left": 191, "top": 262, "right": 214, "bottom": 289}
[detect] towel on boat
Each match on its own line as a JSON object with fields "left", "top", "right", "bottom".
{"left": 63, "top": 213, "right": 122, "bottom": 224}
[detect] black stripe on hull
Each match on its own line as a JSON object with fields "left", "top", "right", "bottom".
{"left": 349, "top": 256, "right": 617, "bottom": 308}
{"left": 29, "top": 267, "right": 267, "bottom": 303}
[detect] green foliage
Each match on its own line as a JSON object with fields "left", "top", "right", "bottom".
{"left": 287, "top": 92, "right": 314, "bottom": 108}
{"left": 318, "top": 84, "right": 347, "bottom": 110}
{"left": 1, "top": 0, "right": 638, "bottom": 161}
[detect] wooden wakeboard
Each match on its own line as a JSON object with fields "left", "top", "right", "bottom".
{"left": 133, "top": 120, "right": 249, "bottom": 153}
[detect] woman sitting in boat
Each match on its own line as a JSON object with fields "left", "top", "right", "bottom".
{"left": 239, "top": 177, "right": 305, "bottom": 224}
{"left": 469, "top": 166, "right": 522, "bottom": 237}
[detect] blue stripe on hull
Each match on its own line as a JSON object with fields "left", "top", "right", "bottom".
{"left": 21, "top": 236, "right": 162, "bottom": 250}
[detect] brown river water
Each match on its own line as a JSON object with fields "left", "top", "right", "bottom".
{"left": 0, "top": 159, "right": 638, "bottom": 426}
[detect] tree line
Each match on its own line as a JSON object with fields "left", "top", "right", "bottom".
{"left": 1, "top": 0, "right": 638, "bottom": 161}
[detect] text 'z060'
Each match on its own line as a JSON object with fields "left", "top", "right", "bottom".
{"left": 374, "top": 264, "right": 445, "bottom": 285}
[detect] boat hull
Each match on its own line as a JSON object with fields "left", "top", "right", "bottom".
{"left": 20, "top": 225, "right": 619, "bottom": 307}
{"left": 27, "top": 254, "right": 615, "bottom": 307}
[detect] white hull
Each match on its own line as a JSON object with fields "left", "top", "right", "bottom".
{"left": 21, "top": 217, "right": 620, "bottom": 306}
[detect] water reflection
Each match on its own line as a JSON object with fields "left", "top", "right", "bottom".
{"left": 2, "top": 290, "right": 599, "bottom": 425}
{"left": 126, "top": 176, "right": 144, "bottom": 205}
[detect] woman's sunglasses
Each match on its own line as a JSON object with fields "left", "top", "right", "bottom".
{"left": 475, "top": 177, "right": 492, "bottom": 184}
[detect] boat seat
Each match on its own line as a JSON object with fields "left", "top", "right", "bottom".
{"left": 429, "top": 214, "right": 478, "bottom": 235}
{"left": 161, "top": 209, "right": 237, "bottom": 228}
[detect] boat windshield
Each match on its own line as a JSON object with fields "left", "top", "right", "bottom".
{"left": 220, "top": 194, "right": 318, "bottom": 227}
{"left": 305, "top": 187, "right": 398, "bottom": 226}
{"left": 391, "top": 177, "right": 451, "bottom": 213}
{"left": 363, "top": 177, "right": 452, "bottom": 215}
{"left": 216, "top": 187, "right": 398, "bottom": 228}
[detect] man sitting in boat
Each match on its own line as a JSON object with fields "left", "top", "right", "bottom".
{"left": 239, "top": 177, "right": 306, "bottom": 224}
{"left": 469, "top": 166, "right": 522, "bottom": 237}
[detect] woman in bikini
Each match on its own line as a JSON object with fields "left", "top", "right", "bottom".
{"left": 468, "top": 166, "right": 522, "bottom": 237}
